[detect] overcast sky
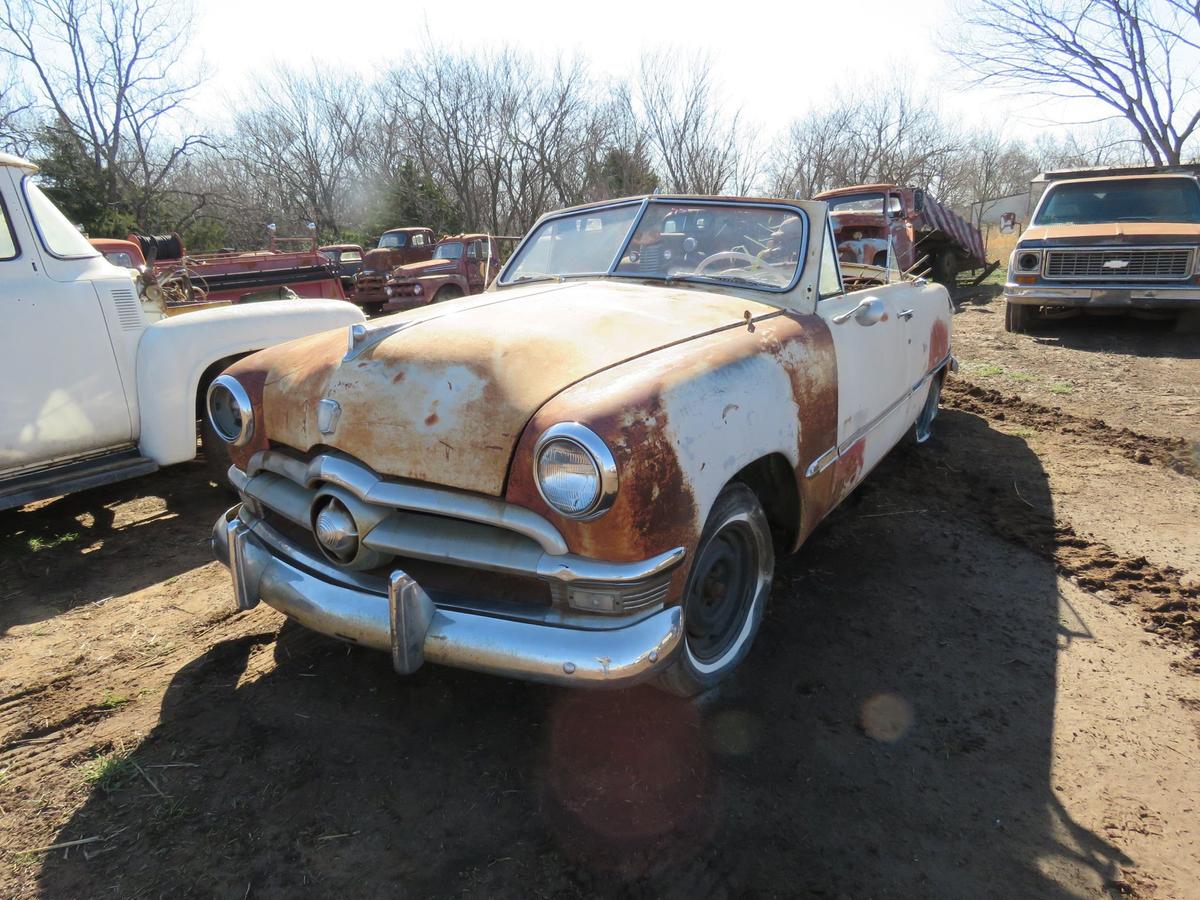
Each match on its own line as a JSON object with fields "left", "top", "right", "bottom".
{"left": 188, "top": 0, "right": 1091, "bottom": 139}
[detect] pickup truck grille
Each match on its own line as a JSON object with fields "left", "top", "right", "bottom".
{"left": 1043, "top": 247, "right": 1194, "bottom": 280}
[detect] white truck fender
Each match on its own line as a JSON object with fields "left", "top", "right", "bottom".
{"left": 136, "top": 299, "right": 364, "bottom": 466}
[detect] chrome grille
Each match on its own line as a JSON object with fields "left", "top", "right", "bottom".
{"left": 1043, "top": 247, "right": 1193, "bottom": 280}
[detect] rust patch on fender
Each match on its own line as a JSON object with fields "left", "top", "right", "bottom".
{"left": 928, "top": 318, "right": 950, "bottom": 371}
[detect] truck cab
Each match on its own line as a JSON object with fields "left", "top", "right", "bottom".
{"left": 352, "top": 227, "right": 436, "bottom": 313}
{"left": 814, "top": 184, "right": 987, "bottom": 285}
{"left": 0, "top": 152, "right": 365, "bottom": 509}
{"left": 1004, "top": 171, "right": 1200, "bottom": 332}
{"left": 380, "top": 234, "right": 502, "bottom": 312}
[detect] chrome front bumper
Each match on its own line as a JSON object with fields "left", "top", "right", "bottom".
{"left": 1005, "top": 284, "right": 1200, "bottom": 309}
{"left": 212, "top": 506, "right": 683, "bottom": 687}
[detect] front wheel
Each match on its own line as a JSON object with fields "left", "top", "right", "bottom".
{"left": 909, "top": 371, "right": 944, "bottom": 444}
{"left": 1004, "top": 301, "right": 1032, "bottom": 333}
{"left": 656, "top": 483, "right": 774, "bottom": 697}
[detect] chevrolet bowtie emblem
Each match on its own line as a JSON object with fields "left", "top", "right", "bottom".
{"left": 1102, "top": 259, "right": 1130, "bottom": 269}
{"left": 317, "top": 398, "right": 341, "bottom": 435}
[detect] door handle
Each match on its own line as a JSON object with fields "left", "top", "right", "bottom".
{"left": 832, "top": 296, "right": 886, "bottom": 326}
{"left": 898, "top": 308, "right": 914, "bottom": 320}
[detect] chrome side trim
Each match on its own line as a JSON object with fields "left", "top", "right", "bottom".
{"left": 804, "top": 445, "right": 838, "bottom": 478}
{"left": 248, "top": 449, "right": 570, "bottom": 556}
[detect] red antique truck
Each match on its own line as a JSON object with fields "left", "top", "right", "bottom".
{"left": 380, "top": 233, "right": 503, "bottom": 312}
{"left": 814, "top": 184, "right": 987, "bottom": 285}
{"left": 91, "top": 231, "right": 346, "bottom": 312}
{"left": 353, "top": 227, "right": 436, "bottom": 313}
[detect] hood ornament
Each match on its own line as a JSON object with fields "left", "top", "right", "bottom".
{"left": 317, "top": 398, "right": 341, "bottom": 435}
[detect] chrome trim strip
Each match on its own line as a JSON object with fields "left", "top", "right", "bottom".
{"left": 804, "top": 446, "right": 838, "bottom": 478}
{"left": 214, "top": 509, "right": 682, "bottom": 688}
{"left": 247, "top": 450, "right": 570, "bottom": 556}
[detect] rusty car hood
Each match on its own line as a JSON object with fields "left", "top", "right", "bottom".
{"left": 360, "top": 247, "right": 405, "bottom": 273}
{"left": 247, "top": 281, "right": 778, "bottom": 496}
{"left": 1020, "top": 222, "right": 1200, "bottom": 244}
{"left": 392, "top": 258, "right": 459, "bottom": 278}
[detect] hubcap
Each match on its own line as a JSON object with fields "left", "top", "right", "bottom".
{"left": 686, "top": 521, "right": 758, "bottom": 664}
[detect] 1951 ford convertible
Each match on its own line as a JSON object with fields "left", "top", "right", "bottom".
{"left": 209, "top": 195, "right": 954, "bottom": 695}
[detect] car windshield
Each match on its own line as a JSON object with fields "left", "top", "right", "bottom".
{"left": 378, "top": 232, "right": 409, "bottom": 248}
{"left": 1034, "top": 178, "right": 1200, "bottom": 225}
{"left": 433, "top": 241, "right": 463, "bottom": 260}
{"left": 501, "top": 200, "right": 806, "bottom": 292}
{"left": 828, "top": 193, "right": 886, "bottom": 216}
{"left": 341, "top": 251, "right": 362, "bottom": 262}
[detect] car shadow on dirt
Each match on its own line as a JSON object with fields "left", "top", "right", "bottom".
{"left": 0, "top": 462, "right": 231, "bottom": 635}
{"left": 36, "top": 410, "right": 1133, "bottom": 899}
{"left": 1022, "top": 315, "right": 1200, "bottom": 359}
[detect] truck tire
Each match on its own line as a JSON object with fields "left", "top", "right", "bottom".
{"left": 933, "top": 248, "right": 959, "bottom": 286}
{"left": 200, "top": 411, "right": 235, "bottom": 490}
{"left": 1004, "top": 301, "right": 1032, "bottom": 334}
{"left": 433, "top": 285, "right": 463, "bottom": 303}
{"left": 655, "top": 482, "right": 774, "bottom": 697}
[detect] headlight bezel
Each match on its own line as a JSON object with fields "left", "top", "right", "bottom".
{"left": 206, "top": 374, "right": 254, "bottom": 447}
{"left": 1014, "top": 248, "right": 1042, "bottom": 273}
{"left": 533, "top": 422, "right": 618, "bottom": 520}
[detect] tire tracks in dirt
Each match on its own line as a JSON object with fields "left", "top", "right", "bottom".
{"left": 945, "top": 380, "right": 1199, "bottom": 480}
{"left": 941, "top": 378, "right": 1200, "bottom": 671}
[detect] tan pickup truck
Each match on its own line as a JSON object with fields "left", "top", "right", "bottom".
{"left": 1004, "top": 171, "right": 1200, "bottom": 332}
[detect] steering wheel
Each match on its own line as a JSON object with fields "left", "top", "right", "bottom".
{"left": 695, "top": 251, "right": 771, "bottom": 274}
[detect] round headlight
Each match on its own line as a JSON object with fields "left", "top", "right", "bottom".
{"left": 534, "top": 423, "right": 618, "bottom": 519}
{"left": 1018, "top": 252, "right": 1040, "bottom": 271}
{"left": 206, "top": 374, "right": 254, "bottom": 446}
{"left": 413, "top": 284, "right": 423, "bottom": 296}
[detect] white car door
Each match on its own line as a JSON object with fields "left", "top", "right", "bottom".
{"left": 895, "top": 279, "right": 953, "bottom": 424}
{"left": 814, "top": 225, "right": 912, "bottom": 495}
{"left": 0, "top": 171, "right": 133, "bottom": 475}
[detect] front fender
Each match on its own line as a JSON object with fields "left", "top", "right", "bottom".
{"left": 505, "top": 311, "right": 839, "bottom": 576}
{"left": 136, "top": 299, "right": 363, "bottom": 465}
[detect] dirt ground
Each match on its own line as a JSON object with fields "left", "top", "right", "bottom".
{"left": 1, "top": 291, "right": 1198, "bottom": 899}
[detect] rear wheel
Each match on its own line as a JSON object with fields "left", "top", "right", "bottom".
{"left": 1004, "top": 301, "right": 1032, "bottom": 333}
{"left": 933, "top": 248, "right": 959, "bottom": 286}
{"left": 909, "top": 371, "right": 944, "bottom": 444}
{"left": 656, "top": 483, "right": 774, "bottom": 697}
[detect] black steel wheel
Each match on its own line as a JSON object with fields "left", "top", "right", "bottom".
{"left": 656, "top": 482, "right": 774, "bottom": 697}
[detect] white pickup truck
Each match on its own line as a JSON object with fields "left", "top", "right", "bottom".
{"left": 0, "top": 152, "right": 364, "bottom": 510}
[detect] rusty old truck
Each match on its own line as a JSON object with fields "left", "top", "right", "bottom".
{"left": 209, "top": 194, "right": 955, "bottom": 695}
{"left": 1004, "top": 168, "right": 1200, "bottom": 332}
{"left": 814, "top": 184, "right": 987, "bottom": 285}
{"left": 352, "top": 227, "right": 436, "bottom": 313}
{"left": 380, "top": 233, "right": 503, "bottom": 312}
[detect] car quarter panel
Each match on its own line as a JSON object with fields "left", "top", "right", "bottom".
{"left": 505, "top": 310, "right": 841, "bottom": 593}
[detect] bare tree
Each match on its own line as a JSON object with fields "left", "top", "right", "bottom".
{"left": 953, "top": 0, "right": 1200, "bottom": 165}
{"left": 0, "top": 60, "right": 31, "bottom": 154}
{"left": 0, "top": 0, "right": 208, "bottom": 227}
{"left": 768, "top": 84, "right": 959, "bottom": 198}
{"left": 228, "top": 66, "right": 372, "bottom": 235}
{"left": 625, "top": 52, "right": 754, "bottom": 195}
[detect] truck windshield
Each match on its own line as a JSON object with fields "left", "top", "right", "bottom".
{"left": 501, "top": 199, "right": 806, "bottom": 293}
{"left": 1034, "top": 178, "right": 1200, "bottom": 225}
{"left": 23, "top": 179, "right": 98, "bottom": 258}
{"left": 378, "top": 232, "right": 408, "bottom": 248}
{"left": 433, "top": 242, "right": 463, "bottom": 260}
{"left": 828, "top": 194, "right": 886, "bottom": 216}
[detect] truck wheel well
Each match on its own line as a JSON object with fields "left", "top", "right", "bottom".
{"left": 194, "top": 353, "right": 250, "bottom": 420}
{"left": 733, "top": 453, "right": 799, "bottom": 550}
